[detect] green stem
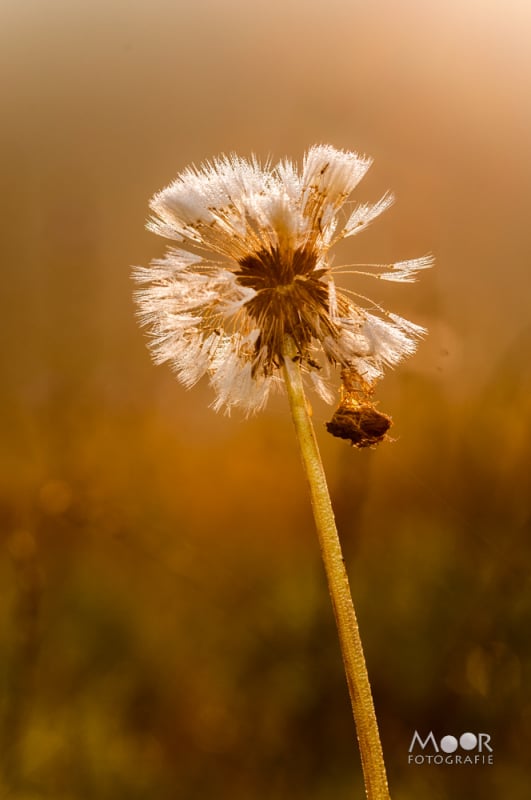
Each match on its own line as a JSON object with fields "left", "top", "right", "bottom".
{"left": 282, "top": 343, "right": 390, "bottom": 800}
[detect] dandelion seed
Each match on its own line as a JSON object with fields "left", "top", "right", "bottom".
{"left": 134, "top": 145, "right": 432, "bottom": 414}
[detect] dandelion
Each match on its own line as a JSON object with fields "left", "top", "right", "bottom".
{"left": 134, "top": 145, "right": 432, "bottom": 417}
{"left": 134, "top": 145, "right": 432, "bottom": 800}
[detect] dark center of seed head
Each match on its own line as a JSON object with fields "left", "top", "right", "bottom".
{"left": 235, "top": 246, "right": 324, "bottom": 291}
{"left": 234, "top": 246, "right": 333, "bottom": 369}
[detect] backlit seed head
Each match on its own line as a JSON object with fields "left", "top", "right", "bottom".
{"left": 134, "top": 145, "right": 432, "bottom": 414}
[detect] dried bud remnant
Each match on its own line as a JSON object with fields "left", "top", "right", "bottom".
{"left": 326, "top": 371, "right": 392, "bottom": 448}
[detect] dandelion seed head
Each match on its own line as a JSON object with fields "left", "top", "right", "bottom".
{"left": 134, "top": 145, "right": 432, "bottom": 413}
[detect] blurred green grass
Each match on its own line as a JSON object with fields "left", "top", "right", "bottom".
{"left": 1, "top": 338, "right": 530, "bottom": 798}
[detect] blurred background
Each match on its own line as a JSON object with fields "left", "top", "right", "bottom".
{"left": 1, "top": 0, "right": 530, "bottom": 797}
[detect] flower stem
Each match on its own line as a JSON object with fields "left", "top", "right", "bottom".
{"left": 282, "top": 344, "right": 390, "bottom": 800}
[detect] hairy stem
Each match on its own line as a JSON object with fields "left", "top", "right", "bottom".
{"left": 282, "top": 344, "right": 390, "bottom": 800}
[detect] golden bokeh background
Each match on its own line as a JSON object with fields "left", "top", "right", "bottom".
{"left": 1, "top": 0, "right": 530, "bottom": 797}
